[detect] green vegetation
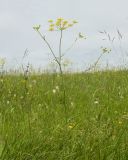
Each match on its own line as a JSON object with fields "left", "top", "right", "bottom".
{"left": 0, "top": 70, "right": 128, "bottom": 160}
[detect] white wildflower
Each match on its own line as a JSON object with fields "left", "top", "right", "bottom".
{"left": 7, "top": 101, "right": 10, "bottom": 105}
{"left": 94, "top": 100, "right": 99, "bottom": 104}
{"left": 55, "top": 86, "right": 59, "bottom": 90}
{"left": 71, "top": 102, "right": 74, "bottom": 106}
{"left": 52, "top": 89, "right": 56, "bottom": 94}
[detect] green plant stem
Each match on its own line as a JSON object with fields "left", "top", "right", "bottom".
{"left": 62, "top": 38, "right": 78, "bottom": 56}
{"left": 59, "top": 30, "right": 63, "bottom": 62}
{"left": 85, "top": 52, "right": 104, "bottom": 72}
{"left": 58, "top": 30, "right": 63, "bottom": 74}
{"left": 36, "top": 30, "right": 60, "bottom": 67}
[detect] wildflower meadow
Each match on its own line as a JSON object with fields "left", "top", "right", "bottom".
{"left": 0, "top": 18, "right": 128, "bottom": 160}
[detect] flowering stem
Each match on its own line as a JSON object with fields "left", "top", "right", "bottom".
{"left": 36, "top": 30, "right": 60, "bottom": 66}
{"left": 59, "top": 30, "right": 63, "bottom": 62}
{"left": 57, "top": 29, "right": 63, "bottom": 74}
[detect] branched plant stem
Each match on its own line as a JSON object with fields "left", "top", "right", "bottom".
{"left": 62, "top": 38, "right": 78, "bottom": 57}
{"left": 85, "top": 52, "right": 105, "bottom": 72}
{"left": 36, "top": 30, "right": 63, "bottom": 74}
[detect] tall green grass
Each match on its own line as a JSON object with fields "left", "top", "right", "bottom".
{"left": 0, "top": 70, "right": 128, "bottom": 160}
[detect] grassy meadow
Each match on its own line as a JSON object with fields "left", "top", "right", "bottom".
{"left": 0, "top": 70, "right": 128, "bottom": 160}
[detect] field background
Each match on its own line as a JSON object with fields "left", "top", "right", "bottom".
{"left": 0, "top": 70, "right": 128, "bottom": 160}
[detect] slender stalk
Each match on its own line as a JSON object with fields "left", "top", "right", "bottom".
{"left": 58, "top": 29, "right": 67, "bottom": 123}
{"left": 62, "top": 38, "right": 78, "bottom": 56}
{"left": 59, "top": 30, "right": 63, "bottom": 61}
{"left": 85, "top": 52, "right": 104, "bottom": 72}
{"left": 58, "top": 30, "right": 63, "bottom": 74}
{"left": 36, "top": 28, "right": 67, "bottom": 123}
{"left": 37, "top": 30, "right": 60, "bottom": 66}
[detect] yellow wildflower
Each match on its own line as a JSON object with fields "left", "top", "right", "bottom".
{"left": 68, "top": 125, "right": 74, "bottom": 129}
{"left": 68, "top": 123, "right": 75, "bottom": 129}
{"left": 63, "top": 21, "right": 68, "bottom": 26}
{"left": 57, "top": 18, "right": 63, "bottom": 21}
{"left": 49, "top": 27, "right": 54, "bottom": 31}
{"left": 48, "top": 19, "right": 53, "bottom": 23}
{"left": 55, "top": 18, "right": 64, "bottom": 26}
{"left": 50, "top": 24, "right": 54, "bottom": 27}
{"left": 56, "top": 20, "right": 61, "bottom": 26}
{"left": 68, "top": 24, "right": 73, "bottom": 27}
{"left": 73, "top": 20, "right": 78, "bottom": 24}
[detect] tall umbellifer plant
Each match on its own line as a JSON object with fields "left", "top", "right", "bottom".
{"left": 33, "top": 18, "right": 85, "bottom": 74}
{"left": 33, "top": 18, "right": 85, "bottom": 124}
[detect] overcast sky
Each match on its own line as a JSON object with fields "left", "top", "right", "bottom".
{"left": 1, "top": 0, "right": 128, "bottom": 70}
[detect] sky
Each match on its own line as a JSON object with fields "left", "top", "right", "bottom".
{"left": 1, "top": 0, "right": 128, "bottom": 71}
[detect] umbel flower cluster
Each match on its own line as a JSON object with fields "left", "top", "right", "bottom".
{"left": 48, "top": 18, "right": 78, "bottom": 31}
{"left": 33, "top": 18, "right": 78, "bottom": 32}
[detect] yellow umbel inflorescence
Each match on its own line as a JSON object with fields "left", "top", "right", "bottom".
{"left": 48, "top": 18, "right": 78, "bottom": 31}
{"left": 33, "top": 18, "right": 78, "bottom": 32}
